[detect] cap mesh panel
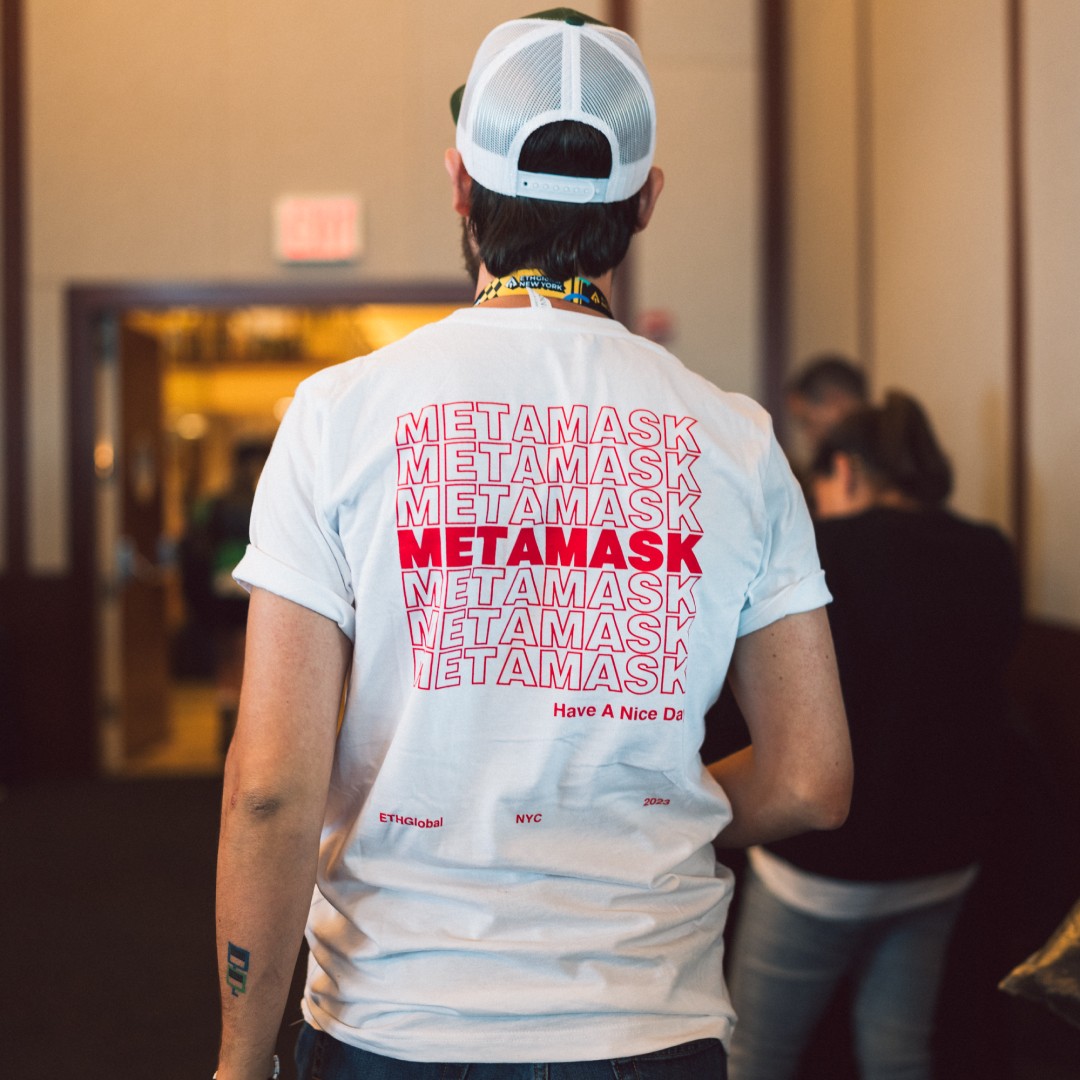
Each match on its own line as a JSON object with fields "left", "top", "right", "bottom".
{"left": 459, "top": 23, "right": 541, "bottom": 143}
{"left": 473, "top": 35, "right": 564, "bottom": 158}
{"left": 600, "top": 31, "right": 645, "bottom": 68}
{"left": 579, "top": 38, "right": 652, "bottom": 165}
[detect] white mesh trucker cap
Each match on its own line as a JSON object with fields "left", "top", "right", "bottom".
{"left": 451, "top": 9, "right": 656, "bottom": 204}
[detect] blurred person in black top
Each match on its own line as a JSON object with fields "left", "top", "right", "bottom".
{"left": 726, "top": 391, "right": 1021, "bottom": 1080}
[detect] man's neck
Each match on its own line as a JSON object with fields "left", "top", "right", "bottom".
{"left": 473, "top": 263, "right": 615, "bottom": 316}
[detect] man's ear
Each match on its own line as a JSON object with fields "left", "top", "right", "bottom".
{"left": 635, "top": 166, "right": 665, "bottom": 231}
{"left": 444, "top": 149, "right": 472, "bottom": 218}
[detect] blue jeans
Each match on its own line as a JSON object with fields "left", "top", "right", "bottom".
{"left": 295, "top": 1024, "right": 727, "bottom": 1079}
{"left": 727, "top": 867, "right": 965, "bottom": 1080}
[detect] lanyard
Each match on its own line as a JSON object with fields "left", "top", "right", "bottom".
{"left": 474, "top": 268, "right": 613, "bottom": 319}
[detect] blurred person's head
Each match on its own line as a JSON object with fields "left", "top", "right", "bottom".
{"left": 809, "top": 391, "right": 953, "bottom": 518}
{"left": 786, "top": 355, "right": 869, "bottom": 456}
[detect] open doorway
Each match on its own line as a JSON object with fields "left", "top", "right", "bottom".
{"left": 75, "top": 284, "right": 470, "bottom": 777}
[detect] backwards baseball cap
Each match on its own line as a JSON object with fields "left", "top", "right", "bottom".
{"left": 451, "top": 9, "right": 656, "bottom": 204}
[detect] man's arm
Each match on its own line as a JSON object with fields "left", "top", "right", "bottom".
{"left": 215, "top": 588, "right": 351, "bottom": 1080}
{"left": 709, "top": 607, "right": 852, "bottom": 847}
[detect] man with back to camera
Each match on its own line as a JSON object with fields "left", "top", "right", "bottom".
{"left": 785, "top": 354, "right": 869, "bottom": 463}
{"left": 214, "top": 11, "right": 852, "bottom": 1080}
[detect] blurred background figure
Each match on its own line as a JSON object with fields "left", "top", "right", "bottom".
{"left": 633, "top": 307, "right": 676, "bottom": 346}
{"left": 179, "top": 438, "right": 271, "bottom": 755}
{"left": 726, "top": 391, "right": 1022, "bottom": 1080}
{"left": 785, "top": 354, "right": 869, "bottom": 477}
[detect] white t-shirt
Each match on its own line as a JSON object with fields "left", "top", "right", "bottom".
{"left": 234, "top": 304, "right": 829, "bottom": 1062}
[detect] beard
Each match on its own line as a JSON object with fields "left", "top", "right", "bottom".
{"left": 459, "top": 219, "right": 481, "bottom": 287}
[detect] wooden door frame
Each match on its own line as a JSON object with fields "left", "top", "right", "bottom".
{"left": 68, "top": 280, "right": 474, "bottom": 611}
{"left": 2, "top": 0, "right": 27, "bottom": 575}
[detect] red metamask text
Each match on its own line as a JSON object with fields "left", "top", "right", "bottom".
{"left": 395, "top": 401, "right": 704, "bottom": 697}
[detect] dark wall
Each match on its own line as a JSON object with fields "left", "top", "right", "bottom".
{"left": 0, "top": 574, "right": 97, "bottom": 781}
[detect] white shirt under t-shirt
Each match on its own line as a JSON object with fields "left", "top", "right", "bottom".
{"left": 233, "top": 303, "right": 830, "bottom": 1063}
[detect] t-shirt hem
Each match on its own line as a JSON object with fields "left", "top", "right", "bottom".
{"left": 302, "top": 998, "right": 734, "bottom": 1062}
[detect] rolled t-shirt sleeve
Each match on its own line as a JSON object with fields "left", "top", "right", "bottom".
{"left": 738, "top": 432, "right": 830, "bottom": 637}
{"left": 233, "top": 378, "right": 356, "bottom": 640}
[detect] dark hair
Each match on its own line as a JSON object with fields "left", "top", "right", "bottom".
{"left": 787, "top": 355, "right": 868, "bottom": 403}
{"left": 810, "top": 390, "right": 953, "bottom": 506}
{"left": 466, "top": 121, "right": 642, "bottom": 280}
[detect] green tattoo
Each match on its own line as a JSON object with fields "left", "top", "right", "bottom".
{"left": 226, "top": 941, "right": 251, "bottom": 996}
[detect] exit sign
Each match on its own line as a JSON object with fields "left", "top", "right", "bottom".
{"left": 274, "top": 195, "right": 361, "bottom": 264}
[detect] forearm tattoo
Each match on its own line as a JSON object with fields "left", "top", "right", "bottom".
{"left": 226, "top": 942, "right": 251, "bottom": 996}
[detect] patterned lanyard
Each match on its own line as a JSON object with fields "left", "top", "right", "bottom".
{"left": 473, "top": 268, "right": 614, "bottom": 319}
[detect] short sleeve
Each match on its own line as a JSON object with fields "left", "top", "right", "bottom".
{"left": 737, "top": 432, "right": 831, "bottom": 637}
{"left": 232, "top": 379, "right": 357, "bottom": 640}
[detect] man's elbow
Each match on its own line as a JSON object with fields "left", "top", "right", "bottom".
{"left": 808, "top": 788, "right": 851, "bottom": 831}
{"left": 229, "top": 786, "right": 288, "bottom": 821}
{"left": 222, "top": 753, "right": 304, "bottom": 825}
{"left": 800, "top": 766, "right": 853, "bottom": 832}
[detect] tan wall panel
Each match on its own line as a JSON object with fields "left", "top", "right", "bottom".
{"left": 29, "top": 0, "right": 610, "bottom": 283}
{"left": 870, "top": 0, "right": 1011, "bottom": 531}
{"left": 636, "top": 0, "right": 760, "bottom": 396}
{"left": 788, "top": 0, "right": 860, "bottom": 369}
{"left": 29, "top": 1, "right": 233, "bottom": 281}
{"left": 1025, "top": 1, "right": 1080, "bottom": 624}
{"left": 0, "top": 38, "right": 7, "bottom": 574}
{"left": 788, "top": 0, "right": 1012, "bottom": 529}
